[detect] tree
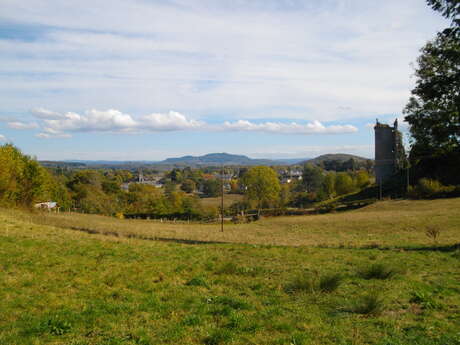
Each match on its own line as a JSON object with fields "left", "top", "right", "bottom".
{"left": 18, "top": 157, "right": 48, "bottom": 207}
{"left": 181, "top": 179, "right": 196, "bottom": 193}
{"left": 323, "top": 172, "right": 336, "bottom": 198}
{"left": 302, "top": 163, "right": 324, "bottom": 193}
{"left": 241, "top": 166, "right": 280, "bottom": 215}
{"left": 169, "top": 169, "right": 183, "bottom": 183}
{"left": 403, "top": 0, "right": 460, "bottom": 183}
{"left": 202, "top": 179, "right": 221, "bottom": 197}
{"left": 355, "top": 170, "right": 371, "bottom": 189}
{"left": 335, "top": 173, "right": 355, "bottom": 196}
{"left": 163, "top": 181, "right": 177, "bottom": 195}
{"left": 279, "top": 184, "right": 292, "bottom": 208}
{"left": 403, "top": 33, "right": 460, "bottom": 155}
{"left": 0, "top": 144, "right": 52, "bottom": 208}
{"left": 427, "top": 0, "right": 460, "bottom": 32}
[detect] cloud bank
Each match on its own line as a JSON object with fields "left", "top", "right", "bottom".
{"left": 0, "top": 0, "right": 448, "bottom": 123}
{"left": 7, "top": 121, "right": 39, "bottom": 130}
{"left": 222, "top": 120, "right": 357, "bottom": 135}
{"left": 30, "top": 108, "right": 357, "bottom": 138}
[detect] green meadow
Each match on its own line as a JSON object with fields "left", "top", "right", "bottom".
{"left": 1, "top": 199, "right": 460, "bottom": 345}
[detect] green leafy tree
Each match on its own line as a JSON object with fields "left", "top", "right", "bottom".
{"left": 202, "top": 179, "right": 221, "bottom": 197}
{"left": 18, "top": 157, "right": 48, "bottom": 207}
{"left": 169, "top": 169, "right": 183, "bottom": 183}
{"left": 355, "top": 170, "right": 371, "bottom": 189}
{"left": 181, "top": 179, "right": 196, "bottom": 193}
{"left": 242, "top": 166, "right": 280, "bottom": 215}
{"left": 335, "top": 173, "right": 355, "bottom": 196}
{"left": 404, "top": 33, "right": 460, "bottom": 155}
{"left": 323, "top": 172, "right": 336, "bottom": 198}
{"left": 0, "top": 144, "right": 52, "bottom": 207}
{"left": 403, "top": 0, "right": 460, "bottom": 183}
{"left": 302, "top": 163, "right": 324, "bottom": 193}
{"left": 279, "top": 184, "right": 292, "bottom": 208}
{"left": 427, "top": 0, "right": 460, "bottom": 32}
{"left": 163, "top": 181, "right": 177, "bottom": 195}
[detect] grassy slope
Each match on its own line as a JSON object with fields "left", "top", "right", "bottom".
{"left": 18, "top": 198, "right": 460, "bottom": 248}
{"left": 200, "top": 194, "right": 244, "bottom": 209}
{"left": 0, "top": 200, "right": 459, "bottom": 345}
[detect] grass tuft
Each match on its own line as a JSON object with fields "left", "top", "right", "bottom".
{"left": 358, "top": 263, "right": 398, "bottom": 280}
{"left": 284, "top": 273, "right": 316, "bottom": 294}
{"left": 351, "top": 293, "right": 385, "bottom": 316}
{"left": 425, "top": 225, "right": 441, "bottom": 243}
{"left": 285, "top": 272, "right": 342, "bottom": 294}
{"left": 409, "top": 290, "right": 440, "bottom": 310}
{"left": 319, "top": 273, "right": 342, "bottom": 293}
{"left": 203, "top": 329, "right": 233, "bottom": 345}
{"left": 216, "top": 262, "right": 239, "bottom": 275}
{"left": 185, "top": 276, "right": 209, "bottom": 288}
{"left": 213, "top": 296, "right": 251, "bottom": 310}
{"left": 42, "top": 316, "right": 72, "bottom": 335}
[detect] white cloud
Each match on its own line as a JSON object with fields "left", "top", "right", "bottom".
{"left": 30, "top": 107, "right": 357, "bottom": 138}
{"left": 31, "top": 108, "right": 64, "bottom": 120}
{"left": 222, "top": 120, "right": 357, "bottom": 134}
{"left": 38, "top": 109, "right": 138, "bottom": 134}
{"left": 142, "top": 111, "right": 204, "bottom": 131}
{"left": 7, "top": 121, "right": 39, "bottom": 130}
{"left": 35, "top": 132, "right": 71, "bottom": 139}
{"left": 0, "top": 134, "right": 7, "bottom": 142}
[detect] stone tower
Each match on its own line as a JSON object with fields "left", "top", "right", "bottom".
{"left": 374, "top": 119, "right": 405, "bottom": 183}
{"left": 138, "top": 169, "right": 144, "bottom": 183}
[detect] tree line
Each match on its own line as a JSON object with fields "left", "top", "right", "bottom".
{"left": 1, "top": 144, "right": 374, "bottom": 220}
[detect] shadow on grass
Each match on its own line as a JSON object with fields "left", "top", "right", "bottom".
{"left": 67, "top": 226, "right": 229, "bottom": 245}
{"left": 318, "top": 242, "right": 460, "bottom": 253}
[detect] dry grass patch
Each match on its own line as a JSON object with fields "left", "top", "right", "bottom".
{"left": 10, "top": 197, "right": 460, "bottom": 249}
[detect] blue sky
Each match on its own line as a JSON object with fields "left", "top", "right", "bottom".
{"left": 0, "top": 0, "right": 448, "bottom": 160}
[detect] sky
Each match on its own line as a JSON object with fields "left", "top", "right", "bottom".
{"left": 0, "top": 0, "right": 448, "bottom": 161}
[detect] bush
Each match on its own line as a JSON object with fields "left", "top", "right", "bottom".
{"left": 358, "top": 263, "right": 398, "bottom": 280}
{"left": 408, "top": 178, "right": 457, "bottom": 199}
{"left": 351, "top": 293, "right": 385, "bottom": 315}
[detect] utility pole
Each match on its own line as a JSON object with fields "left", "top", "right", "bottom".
{"left": 221, "top": 165, "right": 224, "bottom": 233}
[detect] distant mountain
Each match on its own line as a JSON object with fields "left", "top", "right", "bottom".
{"left": 158, "top": 153, "right": 277, "bottom": 166}
{"left": 274, "top": 158, "right": 308, "bottom": 165}
{"left": 40, "top": 153, "right": 372, "bottom": 169}
{"left": 303, "top": 154, "right": 371, "bottom": 165}
{"left": 63, "top": 160, "right": 159, "bottom": 165}
{"left": 40, "top": 161, "right": 87, "bottom": 168}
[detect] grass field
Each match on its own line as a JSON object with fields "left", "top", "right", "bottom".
{"left": 17, "top": 198, "right": 460, "bottom": 248}
{"left": 200, "top": 194, "right": 244, "bottom": 209}
{"left": 1, "top": 199, "right": 460, "bottom": 344}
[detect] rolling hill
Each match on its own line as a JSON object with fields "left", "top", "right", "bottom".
{"left": 157, "top": 153, "right": 278, "bottom": 166}
{"left": 303, "top": 153, "right": 371, "bottom": 165}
